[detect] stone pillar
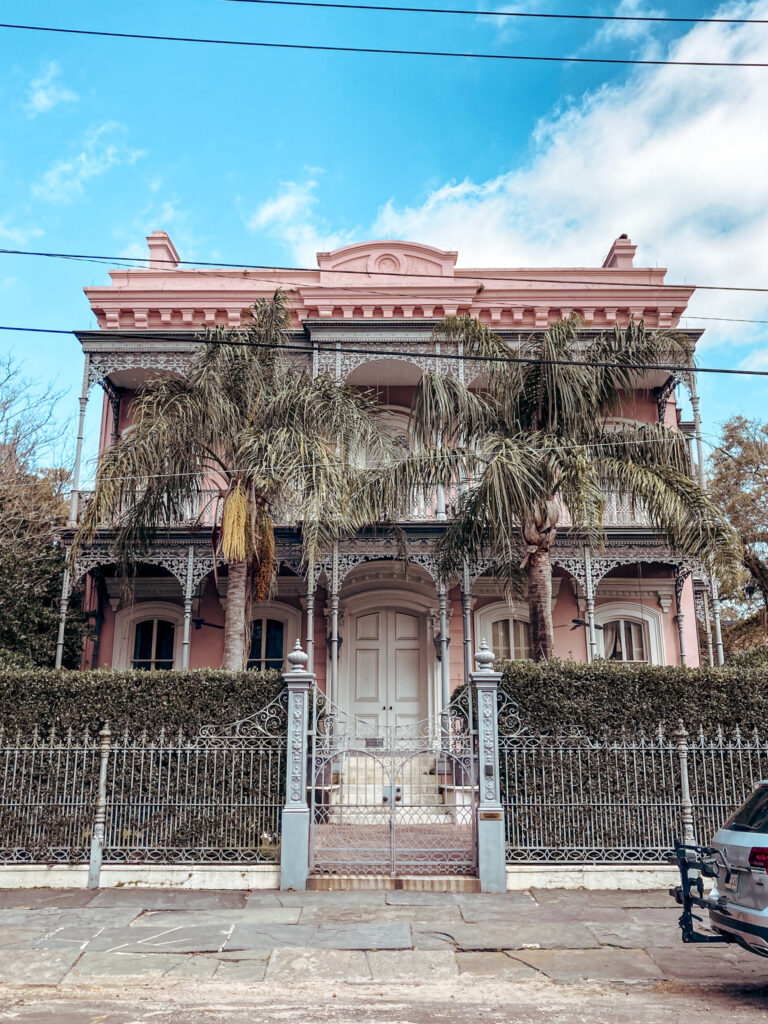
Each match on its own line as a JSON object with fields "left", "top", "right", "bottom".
{"left": 471, "top": 639, "right": 506, "bottom": 893}
{"left": 711, "top": 576, "right": 725, "bottom": 666}
{"left": 280, "top": 640, "right": 314, "bottom": 891}
{"left": 54, "top": 568, "right": 71, "bottom": 669}
{"left": 181, "top": 546, "right": 194, "bottom": 670}
{"left": 68, "top": 355, "right": 90, "bottom": 526}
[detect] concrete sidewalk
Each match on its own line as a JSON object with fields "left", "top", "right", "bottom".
{"left": 0, "top": 886, "right": 765, "bottom": 1021}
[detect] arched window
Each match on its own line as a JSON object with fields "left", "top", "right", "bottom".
{"left": 601, "top": 618, "right": 648, "bottom": 663}
{"left": 113, "top": 602, "right": 184, "bottom": 671}
{"left": 248, "top": 617, "right": 285, "bottom": 671}
{"left": 132, "top": 618, "right": 176, "bottom": 670}
{"left": 490, "top": 617, "right": 530, "bottom": 661}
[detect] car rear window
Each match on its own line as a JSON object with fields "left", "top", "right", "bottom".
{"left": 724, "top": 786, "right": 768, "bottom": 833}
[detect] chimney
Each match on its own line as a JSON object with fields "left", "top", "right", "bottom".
{"left": 146, "top": 231, "right": 180, "bottom": 270}
{"left": 602, "top": 234, "right": 636, "bottom": 270}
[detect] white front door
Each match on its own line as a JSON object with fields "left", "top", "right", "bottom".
{"left": 347, "top": 608, "right": 424, "bottom": 735}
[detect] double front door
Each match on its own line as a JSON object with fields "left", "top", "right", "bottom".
{"left": 347, "top": 608, "right": 425, "bottom": 735}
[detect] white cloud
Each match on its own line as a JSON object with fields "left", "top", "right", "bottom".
{"left": 0, "top": 218, "right": 43, "bottom": 245}
{"left": 245, "top": 177, "right": 355, "bottom": 264}
{"left": 373, "top": 0, "right": 768, "bottom": 347}
{"left": 25, "top": 62, "right": 78, "bottom": 116}
{"left": 585, "top": 0, "right": 667, "bottom": 51}
{"left": 32, "top": 123, "right": 144, "bottom": 203}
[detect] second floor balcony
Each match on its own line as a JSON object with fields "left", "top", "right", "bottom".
{"left": 70, "top": 485, "right": 652, "bottom": 533}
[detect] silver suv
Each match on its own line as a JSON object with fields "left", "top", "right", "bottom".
{"left": 672, "top": 781, "right": 768, "bottom": 958}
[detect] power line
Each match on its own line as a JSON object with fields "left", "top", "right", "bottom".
{"left": 217, "top": 0, "right": 768, "bottom": 25}
{"left": 3, "top": 245, "right": 768, "bottom": 294}
{"left": 1, "top": 21, "right": 766, "bottom": 67}
{"left": 1, "top": 324, "right": 766, "bottom": 376}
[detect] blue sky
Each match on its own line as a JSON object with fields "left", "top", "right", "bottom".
{"left": 1, "top": 0, "right": 767, "bottom": 477}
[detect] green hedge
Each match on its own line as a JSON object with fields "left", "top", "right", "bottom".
{"left": 0, "top": 668, "right": 284, "bottom": 738}
{"left": 499, "top": 657, "right": 768, "bottom": 737}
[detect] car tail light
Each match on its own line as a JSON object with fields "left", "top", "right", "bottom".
{"left": 748, "top": 847, "right": 768, "bottom": 870}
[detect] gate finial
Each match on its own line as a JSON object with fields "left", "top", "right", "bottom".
{"left": 287, "top": 638, "right": 309, "bottom": 669}
{"left": 474, "top": 637, "right": 496, "bottom": 673}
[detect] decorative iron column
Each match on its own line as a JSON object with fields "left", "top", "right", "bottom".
{"left": 675, "top": 565, "right": 690, "bottom": 667}
{"left": 305, "top": 578, "right": 316, "bottom": 674}
{"left": 689, "top": 380, "right": 707, "bottom": 490}
{"left": 583, "top": 547, "right": 598, "bottom": 662}
{"left": 181, "top": 545, "right": 195, "bottom": 670}
{"left": 675, "top": 720, "right": 697, "bottom": 846}
{"left": 438, "top": 581, "right": 451, "bottom": 712}
{"left": 329, "top": 541, "right": 340, "bottom": 706}
{"left": 711, "top": 575, "right": 725, "bottom": 666}
{"left": 54, "top": 568, "right": 71, "bottom": 669}
{"left": 461, "top": 560, "right": 473, "bottom": 686}
{"left": 68, "top": 355, "right": 90, "bottom": 527}
{"left": 87, "top": 721, "right": 112, "bottom": 889}
{"left": 280, "top": 640, "right": 314, "bottom": 890}
{"left": 471, "top": 639, "right": 506, "bottom": 893}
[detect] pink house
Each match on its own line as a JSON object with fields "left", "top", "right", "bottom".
{"left": 60, "top": 233, "right": 723, "bottom": 722}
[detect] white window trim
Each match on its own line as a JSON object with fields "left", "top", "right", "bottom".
{"left": 248, "top": 602, "right": 302, "bottom": 671}
{"left": 593, "top": 601, "right": 666, "bottom": 666}
{"left": 474, "top": 601, "right": 530, "bottom": 660}
{"left": 113, "top": 601, "right": 184, "bottom": 671}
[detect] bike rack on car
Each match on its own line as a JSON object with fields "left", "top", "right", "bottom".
{"left": 670, "top": 838, "right": 732, "bottom": 945}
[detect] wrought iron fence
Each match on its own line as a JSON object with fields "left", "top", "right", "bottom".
{"left": 499, "top": 694, "right": 768, "bottom": 864}
{"left": 0, "top": 692, "right": 288, "bottom": 872}
{"left": 0, "top": 727, "right": 101, "bottom": 864}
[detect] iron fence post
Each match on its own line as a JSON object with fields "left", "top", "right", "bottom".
{"left": 280, "top": 640, "right": 314, "bottom": 890}
{"left": 471, "top": 639, "right": 506, "bottom": 893}
{"left": 87, "top": 721, "right": 112, "bottom": 889}
{"left": 675, "top": 719, "right": 697, "bottom": 846}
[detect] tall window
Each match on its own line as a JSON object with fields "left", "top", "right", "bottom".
{"left": 132, "top": 618, "right": 175, "bottom": 670}
{"left": 602, "top": 618, "right": 648, "bottom": 663}
{"left": 248, "top": 618, "right": 285, "bottom": 671}
{"left": 491, "top": 617, "right": 530, "bottom": 661}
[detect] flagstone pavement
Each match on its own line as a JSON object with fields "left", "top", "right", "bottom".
{"left": 0, "top": 887, "right": 765, "bottom": 1022}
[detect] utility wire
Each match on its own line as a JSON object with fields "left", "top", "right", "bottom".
{"left": 0, "top": 21, "right": 766, "bottom": 67}
{"left": 217, "top": 0, "right": 768, "bottom": 25}
{"left": 0, "top": 324, "right": 766, "bottom": 376}
{"left": 3, "top": 246, "right": 768, "bottom": 294}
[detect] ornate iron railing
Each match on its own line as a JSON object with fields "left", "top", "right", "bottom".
{"left": 0, "top": 693, "right": 288, "bottom": 867}
{"left": 498, "top": 693, "right": 768, "bottom": 864}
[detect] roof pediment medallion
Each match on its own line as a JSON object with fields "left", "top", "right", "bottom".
{"left": 317, "top": 240, "right": 458, "bottom": 279}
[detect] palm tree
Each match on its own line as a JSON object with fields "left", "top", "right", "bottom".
{"left": 407, "top": 315, "right": 739, "bottom": 660}
{"left": 75, "top": 290, "right": 393, "bottom": 670}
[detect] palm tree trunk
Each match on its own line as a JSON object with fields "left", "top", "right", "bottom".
{"left": 527, "top": 547, "right": 553, "bottom": 660}
{"left": 222, "top": 559, "right": 249, "bottom": 670}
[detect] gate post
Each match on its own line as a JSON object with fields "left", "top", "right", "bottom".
{"left": 280, "top": 640, "right": 314, "bottom": 890}
{"left": 471, "top": 640, "right": 506, "bottom": 893}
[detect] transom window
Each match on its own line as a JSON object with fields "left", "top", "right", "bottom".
{"left": 602, "top": 618, "right": 648, "bottom": 663}
{"left": 132, "top": 618, "right": 175, "bottom": 670}
{"left": 248, "top": 618, "right": 285, "bottom": 671}
{"left": 491, "top": 617, "right": 530, "bottom": 661}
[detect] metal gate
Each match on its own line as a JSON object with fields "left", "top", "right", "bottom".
{"left": 309, "top": 690, "right": 478, "bottom": 876}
